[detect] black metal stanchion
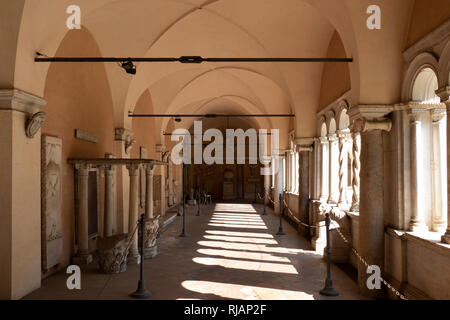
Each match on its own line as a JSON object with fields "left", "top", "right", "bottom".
{"left": 196, "top": 190, "right": 201, "bottom": 216}
{"left": 179, "top": 164, "right": 188, "bottom": 237}
{"left": 276, "top": 193, "right": 285, "bottom": 235}
{"left": 262, "top": 188, "right": 267, "bottom": 215}
{"left": 130, "top": 214, "right": 151, "bottom": 299}
{"left": 320, "top": 212, "right": 339, "bottom": 297}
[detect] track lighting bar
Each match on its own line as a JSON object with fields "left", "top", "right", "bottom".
{"left": 129, "top": 113, "right": 295, "bottom": 118}
{"left": 35, "top": 54, "right": 352, "bottom": 64}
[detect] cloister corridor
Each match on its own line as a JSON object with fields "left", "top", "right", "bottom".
{"left": 24, "top": 203, "right": 365, "bottom": 300}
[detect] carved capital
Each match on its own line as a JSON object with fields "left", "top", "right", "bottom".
{"left": 436, "top": 86, "right": 450, "bottom": 103}
{"left": 351, "top": 117, "right": 392, "bottom": 133}
{"left": 125, "top": 139, "right": 136, "bottom": 155}
{"left": 327, "top": 133, "right": 337, "bottom": 142}
{"left": 431, "top": 109, "right": 446, "bottom": 123}
{"left": 75, "top": 163, "right": 92, "bottom": 173}
{"left": 144, "top": 163, "right": 155, "bottom": 173}
{"left": 126, "top": 163, "right": 141, "bottom": 175}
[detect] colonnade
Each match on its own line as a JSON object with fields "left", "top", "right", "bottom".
{"left": 69, "top": 159, "right": 167, "bottom": 265}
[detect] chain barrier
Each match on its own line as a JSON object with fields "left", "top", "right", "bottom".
{"left": 279, "top": 199, "right": 407, "bottom": 300}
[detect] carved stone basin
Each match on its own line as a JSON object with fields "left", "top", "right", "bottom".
{"left": 97, "top": 234, "right": 130, "bottom": 274}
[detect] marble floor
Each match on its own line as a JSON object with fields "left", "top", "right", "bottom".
{"left": 24, "top": 202, "right": 367, "bottom": 300}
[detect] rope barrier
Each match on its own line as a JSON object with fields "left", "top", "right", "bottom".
{"left": 279, "top": 199, "right": 407, "bottom": 300}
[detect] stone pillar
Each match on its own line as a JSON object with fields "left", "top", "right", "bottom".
{"left": 437, "top": 86, "right": 450, "bottom": 243}
{"left": 337, "top": 130, "right": 350, "bottom": 207}
{"left": 296, "top": 138, "right": 314, "bottom": 237}
{"left": 350, "top": 131, "right": 361, "bottom": 212}
{"left": 168, "top": 160, "right": 174, "bottom": 206}
{"left": 408, "top": 110, "right": 428, "bottom": 232}
{"left": 319, "top": 137, "right": 329, "bottom": 201}
{"left": 126, "top": 163, "right": 141, "bottom": 265}
{"left": 328, "top": 133, "right": 339, "bottom": 204}
{"left": 351, "top": 112, "right": 392, "bottom": 298}
{"left": 0, "top": 89, "right": 46, "bottom": 299}
{"left": 431, "top": 110, "right": 447, "bottom": 232}
{"left": 145, "top": 165, "right": 155, "bottom": 219}
{"left": 114, "top": 128, "right": 133, "bottom": 234}
{"left": 263, "top": 162, "right": 271, "bottom": 205}
{"left": 103, "top": 165, "right": 115, "bottom": 237}
{"left": 274, "top": 153, "right": 285, "bottom": 214}
{"left": 73, "top": 164, "right": 93, "bottom": 265}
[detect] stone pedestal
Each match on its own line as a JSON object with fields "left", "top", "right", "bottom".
{"left": 97, "top": 234, "right": 129, "bottom": 274}
{"left": 139, "top": 217, "right": 160, "bottom": 259}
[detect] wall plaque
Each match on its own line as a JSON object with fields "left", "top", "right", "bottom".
{"left": 75, "top": 129, "right": 98, "bottom": 143}
{"left": 41, "top": 135, "right": 63, "bottom": 270}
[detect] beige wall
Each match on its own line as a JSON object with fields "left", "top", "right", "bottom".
{"left": 318, "top": 31, "right": 351, "bottom": 112}
{"left": 406, "top": 0, "right": 450, "bottom": 49}
{"left": 41, "top": 27, "right": 115, "bottom": 277}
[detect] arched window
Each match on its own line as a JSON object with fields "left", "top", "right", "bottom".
{"left": 412, "top": 67, "right": 440, "bottom": 104}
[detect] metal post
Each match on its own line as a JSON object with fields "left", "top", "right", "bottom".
{"left": 180, "top": 164, "right": 188, "bottom": 237}
{"left": 254, "top": 183, "right": 257, "bottom": 203}
{"left": 263, "top": 188, "right": 267, "bottom": 215}
{"left": 276, "top": 193, "right": 285, "bottom": 235}
{"left": 130, "top": 214, "right": 151, "bottom": 299}
{"left": 196, "top": 189, "right": 201, "bottom": 216}
{"left": 320, "top": 212, "right": 339, "bottom": 296}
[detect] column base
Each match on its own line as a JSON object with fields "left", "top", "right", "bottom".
{"left": 432, "top": 221, "right": 447, "bottom": 233}
{"left": 409, "top": 222, "right": 429, "bottom": 233}
{"left": 127, "top": 252, "right": 141, "bottom": 265}
{"left": 72, "top": 253, "right": 93, "bottom": 265}
{"left": 143, "top": 245, "right": 158, "bottom": 259}
{"left": 442, "top": 232, "right": 450, "bottom": 244}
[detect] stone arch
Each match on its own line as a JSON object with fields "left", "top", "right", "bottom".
{"left": 402, "top": 52, "right": 439, "bottom": 102}
{"left": 325, "top": 111, "right": 336, "bottom": 134}
{"left": 438, "top": 40, "right": 450, "bottom": 88}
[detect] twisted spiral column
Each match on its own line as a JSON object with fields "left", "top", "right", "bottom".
{"left": 350, "top": 131, "right": 361, "bottom": 212}
{"left": 337, "top": 130, "right": 350, "bottom": 205}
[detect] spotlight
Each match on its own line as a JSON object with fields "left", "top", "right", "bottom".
{"left": 121, "top": 60, "right": 136, "bottom": 75}
{"left": 175, "top": 117, "right": 182, "bottom": 123}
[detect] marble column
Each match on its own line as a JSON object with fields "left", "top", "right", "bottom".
{"left": 350, "top": 131, "right": 361, "bottom": 212}
{"left": 297, "top": 142, "right": 313, "bottom": 237}
{"left": 337, "top": 130, "right": 350, "bottom": 207}
{"left": 319, "top": 137, "right": 329, "bottom": 202}
{"left": 73, "top": 164, "right": 93, "bottom": 265}
{"left": 355, "top": 116, "right": 392, "bottom": 298}
{"left": 145, "top": 165, "right": 155, "bottom": 219}
{"left": 408, "top": 111, "right": 428, "bottom": 232}
{"left": 274, "top": 153, "right": 285, "bottom": 215}
{"left": 437, "top": 87, "right": 450, "bottom": 244}
{"left": 431, "top": 110, "right": 447, "bottom": 232}
{"left": 103, "top": 165, "right": 115, "bottom": 237}
{"left": 127, "top": 163, "right": 141, "bottom": 265}
{"left": 328, "top": 133, "right": 339, "bottom": 204}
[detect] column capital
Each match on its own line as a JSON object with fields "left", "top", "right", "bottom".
{"left": 144, "top": 163, "right": 155, "bottom": 173}
{"left": 126, "top": 163, "right": 141, "bottom": 174}
{"left": 336, "top": 129, "right": 351, "bottom": 139}
{"left": 294, "top": 137, "right": 314, "bottom": 152}
{"left": 348, "top": 104, "right": 393, "bottom": 133}
{"left": 74, "top": 163, "right": 92, "bottom": 172}
{"left": 431, "top": 108, "right": 446, "bottom": 123}
{"left": 318, "top": 136, "right": 328, "bottom": 144}
{"left": 327, "top": 133, "right": 337, "bottom": 142}
{"left": 102, "top": 164, "right": 115, "bottom": 172}
{"left": 436, "top": 86, "right": 450, "bottom": 103}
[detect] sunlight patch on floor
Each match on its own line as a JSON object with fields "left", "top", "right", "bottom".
{"left": 197, "top": 240, "right": 310, "bottom": 255}
{"left": 192, "top": 257, "right": 299, "bottom": 274}
{"left": 207, "top": 223, "right": 268, "bottom": 229}
{"left": 197, "top": 248, "right": 292, "bottom": 263}
{"left": 181, "top": 280, "right": 314, "bottom": 300}
{"left": 204, "top": 230, "right": 274, "bottom": 239}
{"left": 203, "top": 235, "right": 278, "bottom": 244}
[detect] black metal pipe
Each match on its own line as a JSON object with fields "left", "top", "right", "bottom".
{"left": 180, "top": 164, "right": 188, "bottom": 237}
{"left": 35, "top": 55, "right": 353, "bottom": 64}
{"left": 319, "top": 212, "right": 339, "bottom": 297}
{"left": 276, "top": 193, "right": 285, "bottom": 235}
{"left": 130, "top": 214, "right": 151, "bottom": 299}
{"left": 196, "top": 190, "right": 201, "bottom": 216}
{"left": 130, "top": 113, "right": 295, "bottom": 118}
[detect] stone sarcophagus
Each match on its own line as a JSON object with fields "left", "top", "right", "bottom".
{"left": 97, "top": 234, "right": 130, "bottom": 274}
